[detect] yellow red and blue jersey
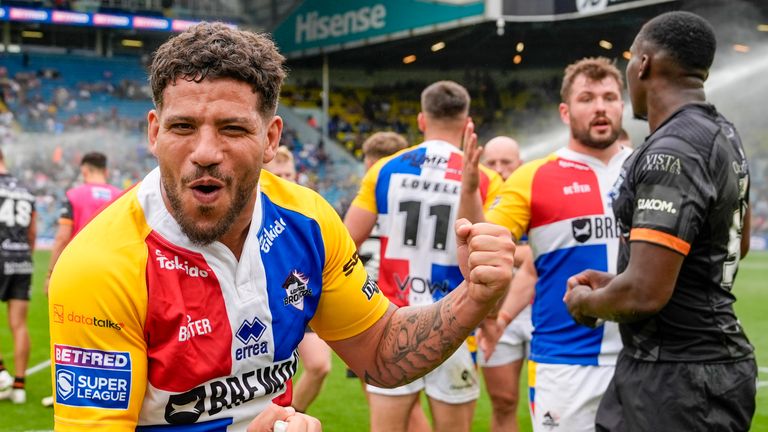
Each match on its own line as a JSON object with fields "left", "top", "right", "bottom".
{"left": 48, "top": 168, "right": 389, "bottom": 431}
{"left": 351, "top": 140, "right": 502, "bottom": 308}
{"left": 487, "top": 147, "right": 632, "bottom": 366}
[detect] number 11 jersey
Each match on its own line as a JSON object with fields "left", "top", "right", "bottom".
{"left": 351, "top": 140, "right": 502, "bottom": 307}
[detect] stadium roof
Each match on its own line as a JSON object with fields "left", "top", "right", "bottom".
{"left": 283, "top": 0, "right": 768, "bottom": 72}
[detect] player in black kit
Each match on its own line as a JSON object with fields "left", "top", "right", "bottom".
{"left": 563, "top": 11, "right": 756, "bottom": 431}
{"left": 0, "top": 149, "right": 36, "bottom": 404}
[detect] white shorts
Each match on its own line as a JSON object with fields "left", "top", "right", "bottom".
{"left": 529, "top": 361, "right": 615, "bottom": 432}
{"left": 366, "top": 342, "right": 479, "bottom": 404}
{"left": 478, "top": 304, "right": 533, "bottom": 367}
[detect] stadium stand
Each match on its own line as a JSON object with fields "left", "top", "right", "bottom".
{"left": 0, "top": 2, "right": 765, "bottom": 240}
{"left": 281, "top": 69, "right": 564, "bottom": 160}
{"left": 0, "top": 52, "right": 149, "bottom": 133}
{"left": 0, "top": 52, "right": 363, "bottom": 241}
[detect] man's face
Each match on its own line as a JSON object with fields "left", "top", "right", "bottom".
{"left": 147, "top": 78, "right": 282, "bottom": 245}
{"left": 482, "top": 139, "right": 522, "bottom": 180}
{"left": 561, "top": 74, "right": 624, "bottom": 150}
{"left": 265, "top": 159, "right": 297, "bottom": 183}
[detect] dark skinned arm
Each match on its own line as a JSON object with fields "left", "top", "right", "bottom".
{"left": 565, "top": 241, "right": 683, "bottom": 325}
{"left": 741, "top": 207, "right": 751, "bottom": 259}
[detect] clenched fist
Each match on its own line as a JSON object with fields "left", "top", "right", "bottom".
{"left": 455, "top": 218, "right": 515, "bottom": 306}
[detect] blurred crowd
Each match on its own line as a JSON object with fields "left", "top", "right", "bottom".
{"left": 0, "top": 64, "right": 149, "bottom": 135}
{"left": 0, "top": 53, "right": 767, "bottom": 243}
{"left": 281, "top": 70, "right": 563, "bottom": 160}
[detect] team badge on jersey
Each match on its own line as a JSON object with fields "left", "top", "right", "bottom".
{"left": 571, "top": 218, "right": 592, "bottom": 243}
{"left": 282, "top": 270, "right": 312, "bottom": 310}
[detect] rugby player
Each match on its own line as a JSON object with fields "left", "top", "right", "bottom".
{"left": 345, "top": 81, "right": 503, "bottom": 432}
{"left": 48, "top": 23, "right": 515, "bottom": 431}
{"left": 564, "top": 11, "right": 756, "bottom": 430}
{"left": 460, "top": 58, "right": 630, "bottom": 432}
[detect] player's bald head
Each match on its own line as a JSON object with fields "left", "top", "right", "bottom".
{"left": 482, "top": 136, "right": 522, "bottom": 180}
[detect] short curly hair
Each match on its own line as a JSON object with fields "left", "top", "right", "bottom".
{"left": 639, "top": 11, "right": 716, "bottom": 73}
{"left": 149, "top": 22, "right": 287, "bottom": 116}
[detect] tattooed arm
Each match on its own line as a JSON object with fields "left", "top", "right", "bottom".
{"left": 328, "top": 220, "right": 514, "bottom": 386}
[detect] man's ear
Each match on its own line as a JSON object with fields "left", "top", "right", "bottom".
{"left": 262, "top": 115, "right": 284, "bottom": 164}
{"left": 417, "top": 112, "right": 426, "bottom": 133}
{"left": 638, "top": 54, "right": 651, "bottom": 80}
{"left": 558, "top": 102, "right": 571, "bottom": 126}
{"left": 147, "top": 109, "right": 160, "bottom": 157}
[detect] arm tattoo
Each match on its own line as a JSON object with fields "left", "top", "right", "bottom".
{"left": 364, "top": 293, "right": 474, "bottom": 387}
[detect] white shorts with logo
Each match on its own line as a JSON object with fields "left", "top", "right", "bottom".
{"left": 529, "top": 361, "right": 614, "bottom": 432}
{"left": 478, "top": 304, "right": 533, "bottom": 367}
{"left": 366, "top": 342, "right": 479, "bottom": 404}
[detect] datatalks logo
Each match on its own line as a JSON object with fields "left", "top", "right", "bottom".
{"left": 282, "top": 270, "right": 312, "bottom": 310}
{"left": 52, "top": 305, "right": 124, "bottom": 331}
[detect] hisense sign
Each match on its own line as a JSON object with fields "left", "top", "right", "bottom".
{"left": 295, "top": 4, "right": 387, "bottom": 44}
{"left": 273, "top": 0, "right": 484, "bottom": 56}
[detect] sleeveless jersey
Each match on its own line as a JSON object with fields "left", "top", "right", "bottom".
{"left": 487, "top": 147, "right": 631, "bottom": 366}
{"left": 49, "top": 168, "right": 390, "bottom": 431}
{"left": 351, "top": 140, "right": 502, "bottom": 307}
{"left": 61, "top": 182, "right": 123, "bottom": 235}
{"left": 0, "top": 173, "right": 35, "bottom": 272}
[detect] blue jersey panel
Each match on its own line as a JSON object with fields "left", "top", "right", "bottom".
{"left": 259, "top": 194, "right": 325, "bottom": 361}
{"left": 375, "top": 147, "right": 425, "bottom": 214}
{"left": 530, "top": 244, "right": 609, "bottom": 365}
{"left": 137, "top": 417, "right": 233, "bottom": 431}
{"left": 429, "top": 263, "right": 463, "bottom": 302}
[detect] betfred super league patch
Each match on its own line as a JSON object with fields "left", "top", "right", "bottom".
{"left": 54, "top": 344, "right": 132, "bottom": 409}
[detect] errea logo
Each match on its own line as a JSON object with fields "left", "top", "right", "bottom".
{"left": 154, "top": 249, "right": 209, "bottom": 278}
{"left": 637, "top": 198, "right": 677, "bottom": 214}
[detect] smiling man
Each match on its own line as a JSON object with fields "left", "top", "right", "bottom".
{"left": 47, "top": 22, "right": 516, "bottom": 432}
{"left": 459, "top": 57, "right": 631, "bottom": 432}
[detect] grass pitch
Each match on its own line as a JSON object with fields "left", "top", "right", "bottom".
{"left": 1, "top": 250, "right": 766, "bottom": 431}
